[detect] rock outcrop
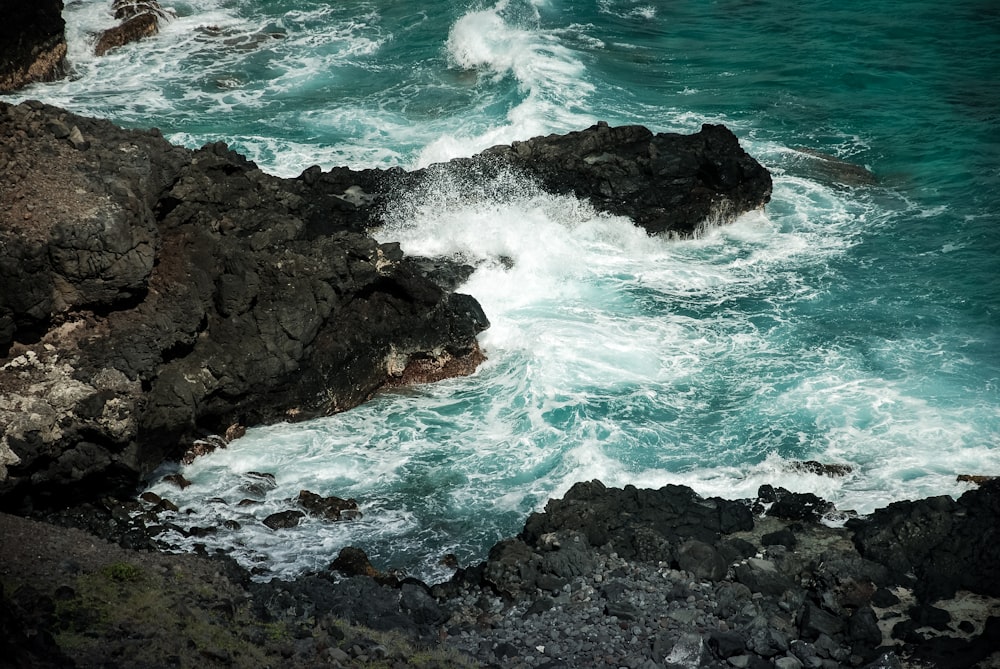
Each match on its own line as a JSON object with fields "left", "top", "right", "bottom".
{"left": 0, "top": 101, "right": 770, "bottom": 512}
{"left": 0, "top": 0, "right": 67, "bottom": 93}
{"left": 478, "top": 121, "right": 773, "bottom": 236}
{"left": 0, "top": 100, "right": 488, "bottom": 510}
{"left": 300, "top": 121, "right": 773, "bottom": 238}
{"left": 94, "top": 0, "right": 175, "bottom": 57}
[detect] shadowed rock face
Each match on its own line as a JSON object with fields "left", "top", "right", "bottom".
{"left": 478, "top": 122, "right": 773, "bottom": 236}
{"left": 0, "top": 101, "right": 489, "bottom": 510}
{"left": 0, "top": 100, "right": 770, "bottom": 511}
{"left": 0, "top": 0, "right": 67, "bottom": 93}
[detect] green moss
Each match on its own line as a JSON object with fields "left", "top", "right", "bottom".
{"left": 11, "top": 559, "right": 481, "bottom": 668}
{"left": 101, "top": 561, "right": 143, "bottom": 582}
{"left": 263, "top": 621, "right": 291, "bottom": 642}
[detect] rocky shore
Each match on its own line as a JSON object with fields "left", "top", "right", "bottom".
{"left": 0, "top": 97, "right": 771, "bottom": 513}
{"left": 3, "top": 478, "right": 999, "bottom": 668}
{"left": 3, "top": 9, "right": 998, "bottom": 667}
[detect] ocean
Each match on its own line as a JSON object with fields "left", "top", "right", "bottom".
{"left": 6, "top": 0, "right": 998, "bottom": 582}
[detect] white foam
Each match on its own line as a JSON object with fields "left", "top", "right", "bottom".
{"left": 143, "top": 161, "right": 1000, "bottom": 579}
{"left": 597, "top": 0, "right": 659, "bottom": 20}
{"left": 416, "top": 0, "right": 596, "bottom": 166}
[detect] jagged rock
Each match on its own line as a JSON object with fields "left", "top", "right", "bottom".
{"left": 760, "top": 485, "right": 834, "bottom": 522}
{"left": 957, "top": 473, "right": 998, "bottom": 485}
{"left": 0, "top": 101, "right": 489, "bottom": 510}
{"left": 520, "top": 480, "right": 754, "bottom": 557}
{"left": 331, "top": 546, "right": 379, "bottom": 579}
{"left": 1, "top": 101, "right": 774, "bottom": 515}
{"left": 478, "top": 121, "right": 773, "bottom": 236}
{"left": 297, "top": 489, "right": 360, "bottom": 521}
{"left": 788, "top": 460, "right": 854, "bottom": 477}
{"left": 0, "top": 0, "right": 67, "bottom": 93}
{"left": 94, "top": 0, "right": 176, "bottom": 57}
{"left": 851, "top": 480, "right": 1000, "bottom": 601}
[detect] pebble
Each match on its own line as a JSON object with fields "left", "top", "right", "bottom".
{"left": 442, "top": 551, "right": 815, "bottom": 668}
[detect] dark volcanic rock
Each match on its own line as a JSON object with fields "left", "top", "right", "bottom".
{"left": 0, "top": 100, "right": 488, "bottom": 511}
{"left": 521, "top": 480, "right": 754, "bottom": 559}
{"left": 94, "top": 0, "right": 175, "bottom": 57}
{"left": 262, "top": 510, "right": 305, "bottom": 530}
{"left": 851, "top": 479, "right": 1000, "bottom": 601}
{"left": 94, "top": 13, "right": 159, "bottom": 56}
{"left": 298, "top": 121, "right": 772, "bottom": 239}
{"left": 477, "top": 121, "right": 773, "bottom": 236}
{"left": 447, "top": 481, "right": 1000, "bottom": 669}
{"left": 0, "top": 0, "right": 67, "bottom": 93}
{"left": 298, "top": 489, "right": 360, "bottom": 521}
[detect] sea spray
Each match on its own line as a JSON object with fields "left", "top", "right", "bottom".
{"left": 146, "top": 162, "right": 996, "bottom": 581}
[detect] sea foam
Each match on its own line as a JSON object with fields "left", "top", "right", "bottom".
{"left": 417, "top": 0, "right": 596, "bottom": 166}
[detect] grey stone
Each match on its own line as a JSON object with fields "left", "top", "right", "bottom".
{"left": 775, "top": 656, "right": 803, "bottom": 669}
{"left": 677, "top": 539, "right": 729, "bottom": 581}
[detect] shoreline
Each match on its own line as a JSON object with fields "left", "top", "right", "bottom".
{"left": 2, "top": 13, "right": 997, "bottom": 663}
{"left": 3, "top": 479, "right": 999, "bottom": 667}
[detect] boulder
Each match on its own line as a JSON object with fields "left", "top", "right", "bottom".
{"left": 262, "top": 510, "right": 304, "bottom": 530}
{"left": 94, "top": 0, "right": 175, "bottom": 57}
{"left": 471, "top": 121, "right": 772, "bottom": 236}
{"left": 297, "top": 489, "right": 360, "bottom": 521}
{"left": 94, "top": 13, "right": 159, "bottom": 56}
{"left": 0, "top": 0, "right": 67, "bottom": 93}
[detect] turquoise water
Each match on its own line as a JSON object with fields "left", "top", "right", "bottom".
{"left": 7, "top": 0, "right": 998, "bottom": 581}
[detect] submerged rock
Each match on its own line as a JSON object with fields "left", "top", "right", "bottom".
{"left": 788, "top": 146, "right": 878, "bottom": 187}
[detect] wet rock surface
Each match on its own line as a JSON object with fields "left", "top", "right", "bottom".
{"left": 0, "top": 100, "right": 489, "bottom": 511}
{"left": 94, "top": 0, "right": 175, "bottom": 57}
{"left": 4, "top": 98, "right": 990, "bottom": 667}
{"left": 478, "top": 121, "right": 773, "bottom": 236}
